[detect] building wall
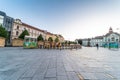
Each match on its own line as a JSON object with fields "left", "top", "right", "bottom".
{"left": 57, "top": 35, "right": 64, "bottom": 43}
{"left": 12, "top": 19, "right": 65, "bottom": 43}
{"left": 59, "top": 37, "right": 64, "bottom": 43}
{"left": 88, "top": 33, "right": 120, "bottom": 47}
{"left": 103, "top": 33, "right": 120, "bottom": 43}
{"left": 22, "top": 23, "right": 44, "bottom": 38}
{"left": 52, "top": 35, "right": 57, "bottom": 42}
{"left": 12, "top": 19, "right": 45, "bottom": 40}
{"left": 90, "top": 39, "right": 103, "bottom": 47}
{"left": 0, "top": 15, "right": 4, "bottom": 25}
{"left": 1, "top": 11, "right": 65, "bottom": 45}
{"left": 82, "top": 40, "right": 88, "bottom": 46}
{"left": 0, "top": 11, "right": 14, "bottom": 46}
{"left": 46, "top": 33, "right": 53, "bottom": 41}
{"left": 0, "top": 11, "right": 6, "bottom": 26}
{"left": 12, "top": 19, "right": 22, "bottom": 39}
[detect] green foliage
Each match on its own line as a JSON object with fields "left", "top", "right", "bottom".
{"left": 68, "top": 41, "right": 71, "bottom": 45}
{"left": 37, "top": 34, "right": 44, "bottom": 41}
{"left": 19, "top": 29, "right": 29, "bottom": 39}
{"left": 0, "top": 25, "right": 8, "bottom": 38}
{"left": 55, "top": 37, "right": 59, "bottom": 43}
{"left": 65, "top": 41, "right": 68, "bottom": 44}
{"left": 48, "top": 37, "right": 53, "bottom": 42}
{"left": 66, "top": 41, "right": 77, "bottom": 44}
{"left": 61, "top": 42, "right": 65, "bottom": 45}
{"left": 78, "top": 39, "right": 82, "bottom": 45}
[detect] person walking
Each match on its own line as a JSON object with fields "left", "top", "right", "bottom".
{"left": 96, "top": 43, "right": 99, "bottom": 50}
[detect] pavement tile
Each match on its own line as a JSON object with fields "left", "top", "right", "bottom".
{"left": 45, "top": 68, "right": 56, "bottom": 78}
{"left": 57, "top": 75, "right": 69, "bottom": 80}
{"left": 0, "top": 47, "right": 120, "bottom": 80}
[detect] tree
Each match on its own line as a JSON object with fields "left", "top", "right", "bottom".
{"left": 48, "top": 37, "right": 53, "bottom": 42}
{"left": 61, "top": 42, "right": 64, "bottom": 45}
{"left": 78, "top": 39, "right": 82, "bottom": 45}
{"left": 74, "top": 42, "right": 77, "bottom": 44}
{"left": 19, "top": 29, "right": 29, "bottom": 39}
{"left": 0, "top": 25, "right": 8, "bottom": 38}
{"left": 55, "top": 37, "right": 59, "bottom": 43}
{"left": 65, "top": 41, "right": 67, "bottom": 44}
{"left": 68, "top": 41, "right": 71, "bottom": 45}
{"left": 37, "top": 34, "right": 44, "bottom": 41}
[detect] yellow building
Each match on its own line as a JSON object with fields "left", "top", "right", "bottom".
{"left": 55, "top": 34, "right": 64, "bottom": 43}
{"left": 12, "top": 19, "right": 64, "bottom": 43}
{"left": 12, "top": 19, "right": 45, "bottom": 40}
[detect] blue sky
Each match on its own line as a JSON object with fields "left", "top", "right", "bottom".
{"left": 0, "top": 0, "right": 120, "bottom": 40}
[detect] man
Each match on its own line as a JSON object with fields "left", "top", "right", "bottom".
{"left": 96, "top": 43, "right": 99, "bottom": 50}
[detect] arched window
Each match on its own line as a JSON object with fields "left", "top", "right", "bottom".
{"left": 17, "top": 26, "right": 19, "bottom": 29}
{"left": 111, "top": 37, "right": 114, "bottom": 41}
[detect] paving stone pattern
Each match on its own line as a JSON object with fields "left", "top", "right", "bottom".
{"left": 0, "top": 47, "right": 120, "bottom": 80}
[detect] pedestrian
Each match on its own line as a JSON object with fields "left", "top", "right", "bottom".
{"left": 96, "top": 43, "right": 99, "bottom": 50}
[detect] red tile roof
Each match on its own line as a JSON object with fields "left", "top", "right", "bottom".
{"left": 22, "top": 23, "right": 44, "bottom": 32}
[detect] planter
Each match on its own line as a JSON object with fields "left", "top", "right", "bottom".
{"left": 12, "top": 38, "right": 23, "bottom": 47}
{"left": 37, "top": 41, "right": 44, "bottom": 48}
{"left": 0, "top": 37, "right": 5, "bottom": 47}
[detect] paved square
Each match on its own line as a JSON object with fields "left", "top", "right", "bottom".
{"left": 0, "top": 47, "right": 120, "bottom": 80}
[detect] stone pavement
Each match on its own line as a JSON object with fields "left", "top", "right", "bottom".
{"left": 0, "top": 47, "right": 120, "bottom": 80}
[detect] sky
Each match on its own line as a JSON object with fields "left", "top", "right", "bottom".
{"left": 0, "top": 0, "right": 120, "bottom": 41}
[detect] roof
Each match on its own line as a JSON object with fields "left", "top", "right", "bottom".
{"left": 104, "top": 32, "right": 120, "bottom": 37}
{"left": 22, "top": 23, "right": 44, "bottom": 32}
{"left": 22, "top": 23, "right": 55, "bottom": 36}
{"left": 46, "top": 32, "right": 54, "bottom": 35}
{"left": 82, "top": 38, "right": 91, "bottom": 41}
{"left": 14, "top": 19, "right": 64, "bottom": 37}
{"left": 55, "top": 34, "right": 64, "bottom": 38}
{"left": 94, "top": 36, "right": 103, "bottom": 39}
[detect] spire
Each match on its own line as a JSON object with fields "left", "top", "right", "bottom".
{"left": 109, "top": 27, "right": 113, "bottom": 33}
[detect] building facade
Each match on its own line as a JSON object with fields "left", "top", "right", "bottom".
{"left": 1, "top": 11, "right": 64, "bottom": 46}
{"left": 103, "top": 28, "right": 120, "bottom": 47}
{"left": 12, "top": 19, "right": 65, "bottom": 43}
{"left": 81, "top": 27, "right": 120, "bottom": 47}
{"left": 0, "top": 11, "right": 14, "bottom": 46}
{"left": 12, "top": 19, "right": 45, "bottom": 40}
{"left": 82, "top": 39, "right": 89, "bottom": 47}
{"left": 55, "top": 34, "right": 64, "bottom": 43}
{"left": 90, "top": 36, "right": 103, "bottom": 47}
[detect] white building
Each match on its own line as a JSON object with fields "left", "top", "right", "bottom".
{"left": 81, "top": 27, "right": 120, "bottom": 47}
{"left": 12, "top": 19, "right": 45, "bottom": 40}
{"left": 90, "top": 36, "right": 103, "bottom": 47}
{"left": 82, "top": 38, "right": 91, "bottom": 47}
{"left": 103, "top": 27, "right": 120, "bottom": 46}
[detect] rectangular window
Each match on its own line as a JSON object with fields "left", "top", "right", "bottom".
{"left": 16, "top": 31, "right": 19, "bottom": 35}
{"left": 0, "top": 15, "right": 4, "bottom": 24}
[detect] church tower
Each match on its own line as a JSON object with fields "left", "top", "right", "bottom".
{"left": 109, "top": 27, "right": 113, "bottom": 33}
